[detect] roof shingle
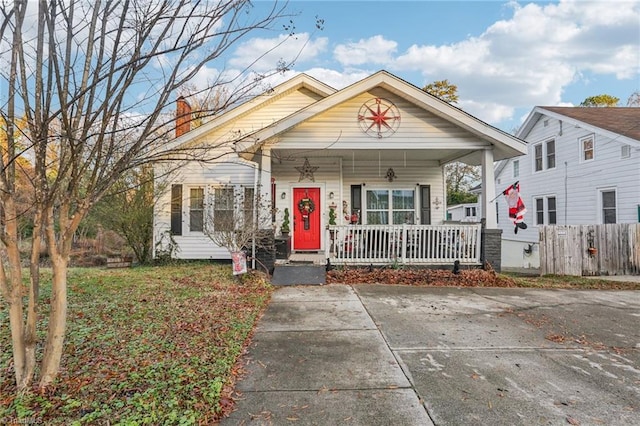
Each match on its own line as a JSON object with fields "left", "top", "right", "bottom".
{"left": 541, "top": 107, "right": 640, "bottom": 141}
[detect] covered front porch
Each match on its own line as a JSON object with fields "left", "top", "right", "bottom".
{"left": 262, "top": 145, "right": 501, "bottom": 269}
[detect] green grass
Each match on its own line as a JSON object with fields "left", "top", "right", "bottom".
{"left": 504, "top": 273, "right": 640, "bottom": 290}
{"left": 0, "top": 264, "right": 273, "bottom": 425}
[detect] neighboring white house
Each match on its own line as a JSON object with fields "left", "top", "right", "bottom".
{"left": 153, "top": 70, "right": 527, "bottom": 266}
{"left": 446, "top": 203, "right": 480, "bottom": 222}
{"left": 495, "top": 106, "right": 640, "bottom": 269}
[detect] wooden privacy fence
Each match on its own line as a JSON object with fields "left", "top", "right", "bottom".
{"left": 539, "top": 224, "right": 640, "bottom": 276}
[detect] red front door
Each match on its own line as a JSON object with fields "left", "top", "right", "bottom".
{"left": 293, "top": 187, "right": 321, "bottom": 251}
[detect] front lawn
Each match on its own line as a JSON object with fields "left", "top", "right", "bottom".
{"left": 0, "top": 264, "right": 272, "bottom": 425}
{"left": 3, "top": 264, "right": 637, "bottom": 425}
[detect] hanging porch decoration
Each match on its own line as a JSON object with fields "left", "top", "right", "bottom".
{"left": 295, "top": 157, "right": 318, "bottom": 182}
{"left": 502, "top": 181, "right": 528, "bottom": 234}
{"left": 298, "top": 194, "right": 316, "bottom": 230}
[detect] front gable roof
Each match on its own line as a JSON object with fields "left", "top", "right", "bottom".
{"left": 234, "top": 70, "right": 526, "bottom": 164}
{"left": 171, "top": 70, "right": 527, "bottom": 165}
{"left": 170, "top": 73, "right": 336, "bottom": 148}
{"left": 517, "top": 106, "right": 640, "bottom": 146}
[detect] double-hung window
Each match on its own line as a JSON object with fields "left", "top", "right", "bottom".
{"left": 243, "top": 187, "right": 255, "bottom": 227}
{"left": 546, "top": 140, "right": 555, "bottom": 169}
{"left": 366, "top": 189, "right": 415, "bottom": 224}
{"left": 213, "top": 187, "right": 234, "bottom": 231}
{"left": 534, "top": 195, "right": 557, "bottom": 225}
{"left": 534, "top": 144, "right": 543, "bottom": 172}
{"left": 533, "top": 139, "right": 555, "bottom": 172}
{"left": 189, "top": 187, "right": 204, "bottom": 232}
{"left": 601, "top": 189, "right": 616, "bottom": 224}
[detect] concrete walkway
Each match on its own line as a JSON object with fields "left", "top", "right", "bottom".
{"left": 223, "top": 285, "right": 640, "bottom": 425}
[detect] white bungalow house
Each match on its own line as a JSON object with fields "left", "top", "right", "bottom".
{"left": 495, "top": 107, "right": 640, "bottom": 269}
{"left": 446, "top": 203, "right": 480, "bottom": 222}
{"left": 153, "top": 71, "right": 527, "bottom": 271}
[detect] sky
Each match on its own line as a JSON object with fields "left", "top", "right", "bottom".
{"left": 1, "top": 0, "right": 638, "bottom": 134}
{"left": 202, "top": 0, "right": 640, "bottom": 133}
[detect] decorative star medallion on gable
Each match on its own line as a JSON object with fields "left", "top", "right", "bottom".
{"left": 357, "top": 97, "right": 401, "bottom": 138}
{"left": 295, "top": 158, "right": 318, "bottom": 182}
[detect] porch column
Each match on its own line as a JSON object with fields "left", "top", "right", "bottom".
{"left": 259, "top": 147, "right": 272, "bottom": 227}
{"left": 481, "top": 147, "right": 497, "bottom": 229}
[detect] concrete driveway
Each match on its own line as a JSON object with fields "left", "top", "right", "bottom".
{"left": 223, "top": 285, "right": 640, "bottom": 425}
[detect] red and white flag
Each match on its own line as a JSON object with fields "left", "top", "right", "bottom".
{"left": 503, "top": 181, "right": 527, "bottom": 233}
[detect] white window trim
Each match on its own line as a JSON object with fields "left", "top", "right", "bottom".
{"left": 513, "top": 159, "right": 519, "bottom": 178}
{"left": 533, "top": 194, "right": 557, "bottom": 226}
{"left": 363, "top": 187, "right": 416, "bottom": 225}
{"left": 184, "top": 184, "right": 252, "bottom": 235}
{"left": 597, "top": 187, "right": 617, "bottom": 224}
{"left": 545, "top": 139, "right": 556, "bottom": 170}
{"left": 186, "top": 185, "right": 206, "bottom": 235}
{"left": 532, "top": 139, "right": 556, "bottom": 173}
{"left": 465, "top": 206, "right": 477, "bottom": 217}
{"left": 579, "top": 134, "right": 595, "bottom": 163}
{"left": 211, "top": 184, "right": 256, "bottom": 232}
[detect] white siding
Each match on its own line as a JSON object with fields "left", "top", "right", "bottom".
{"left": 270, "top": 157, "right": 445, "bottom": 250}
{"left": 447, "top": 204, "right": 480, "bottom": 222}
{"left": 342, "top": 160, "right": 445, "bottom": 225}
{"left": 186, "top": 87, "right": 325, "bottom": 150}
{"left": 496, "top": 113, "right": 640, "bottom": 268}
{"left": 276, "top": 89, "right": 488, "bottom": 151}
{"left": 154, "top": 156, "right": 257, "bottom": 260}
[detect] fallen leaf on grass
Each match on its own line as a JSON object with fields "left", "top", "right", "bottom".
{"left": 566, "top": 415, "right": 580, "bottom": 425}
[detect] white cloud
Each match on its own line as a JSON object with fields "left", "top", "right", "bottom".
{"left": 229, "top": 33, "right": 328, "bottom": 72}
{"left": 325, "top": 0, "right": 639, "bottom": 125}
{"left": 333, "top": 36, "right": 398, "bottom": 66}
{"left": 458, "top": 99, "right": 515, "bottom": 125}
{"left": 302, "top": 68, "right": 371, "bottom": 89}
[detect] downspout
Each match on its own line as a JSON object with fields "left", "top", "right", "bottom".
{"left": 564, "top": 161, "right": 568, "bottom": 225}
{"left": 252, "top": 163, "right": 259, "bottom": 270}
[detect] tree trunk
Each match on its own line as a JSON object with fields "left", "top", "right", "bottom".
{"left": 38, "top": 253, "right": 68, "bottom": 389}
{"left": 8, "top": 295, "right": 27, "bottom": 390}
{"left": 24, "top": 212, "right": 44, "bottom": 388}
{"left": 0, "top": 197, "right": 33, "bottom": 391}
{"left": 38, "top": 205, "right": 72, "bottom": 389}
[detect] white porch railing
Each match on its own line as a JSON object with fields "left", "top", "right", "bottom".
{"left": 326, "top": 224, "right": 482, "bottom": 265}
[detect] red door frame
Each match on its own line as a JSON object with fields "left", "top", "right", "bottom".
{"left": 292, "top": 186, "right": 322, "bottom": 251}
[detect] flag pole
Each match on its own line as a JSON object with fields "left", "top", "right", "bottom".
{"left": 489, "top": 180, "right": 519, "bottom": 203}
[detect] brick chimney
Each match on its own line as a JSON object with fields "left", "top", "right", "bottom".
{"left": 175, "top": 96, "right": 192, "bottom": 138}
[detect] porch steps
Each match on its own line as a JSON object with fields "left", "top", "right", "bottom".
{"left": 271, "top": 252, "right": 327, "bottom": 286}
